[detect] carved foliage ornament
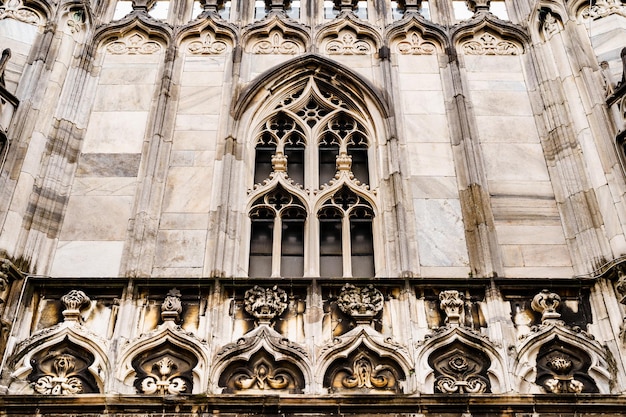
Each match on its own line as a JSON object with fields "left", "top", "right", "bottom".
{"left": 396, "top": 32, "right": 437, "bottom": 55}
{"left": 107, "top": 33, "right": 162, "bottom": 55}
{"left": 326, "top": 31, "right": 372, "bottom": 55}
{"left": 132, "top": 344, "right": 197, "bottom": 395}
{"left": 428, "top": 341, "right": 491, "bottom": 394}
{"left": 187, "top": 33, "right": 228, "bottom": 55}
{"left": 244, "top": 285, "right": 288, "bottom": 325}
{"left": 581, "top": 0, "right": 626, "bottom": 20}
{"left": 325, "top": 349, "right": 405, "bottom": 393}
{"left": 252, "top": 32, "right": 302, "bottom": 55}
{"left": 462, "top": 32, "right": 519, "bottom": 56}
{"left": 28, "top": 341, "right": 99, "bottom": 395}
{"left": 531, "top": 289, "right": 561, "bottom": 323}
{"left": 161, "top": 288, "right": 182, "bottom": 323}
{"left": 66, "top": 8, "right": 86, "bottom": 34}
{"left": 439, "top": 290, "right": 464, "bottom": 326}
{"left": 535, "top": 338, "right": 599, "bottom": 394}
{"left": 0, "top": 0, "right": 40, "bottom": 25}
{"left": 337, "top": 284, "right": 383, "bottom": 323}
{"left": 61, "top": 290, "right": 90, "bottom": 322}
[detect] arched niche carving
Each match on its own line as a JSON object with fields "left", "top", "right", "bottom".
{"left": 117, "top": 327, "right": 209, "bottom": 395}
{"left": 0, "top": 0, "right": 48, "bottom": 26}
{"left": 451, "top": 13, "right": 529, "bottom": 56}
{"left": 315, "top": 14, "right": 382, "bottom": 55}
{"left": 323, "top": 345, "right": 405, "bottom": 393}
{"left": 92, "top": 12, "right": 172, "bottom": 54}
{"left": 27, "top": 338, "right": 99, "bottom": 395}
{"left": 317, "top": 326, "right": 413, "bottom": 393}
{"left": 535, "top": 337, "right": 599, "bottom": 393}
{"left": 428, "top": 340, "right": 491, "bottom": 394}
{"left": 177, "top": 14, "right": 236, "bottom": 52}
{"left": 211, "top": 325, "right": 312, "bottom": 393}
{"left": 416, "top": 327, "right": 507, "bottom": 394}
{"left": 131, "top": 341, "right": 198, "bottom": 395}
{"left": 242, "top": 14, "right": 309, "bottom": 55}
{"left": 386, "top": 15, "right": 447, "bottom": 55}
{"left": 514, "top": 324, "right": 611, "bottom": 393}
{"left": 218, "top": 348, "right": 305, "bottom": 393}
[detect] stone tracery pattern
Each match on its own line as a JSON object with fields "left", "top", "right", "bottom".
{"left": 428, "top": 341, "right": 491, "bottom": 394}
{"left": 252, "top": 32, "right": 302, "bottom": 55}
{"left": 462, "top": 32, "right": 519, "bottom": 55}
{"left": 187, "top": 34, "right": 228, "bottom": 55}
{"left": 0, "top": 0, "right": 40, "bottom": 25}
{"left": 396, "top": 32, "right": 437, "bottom": 55}
{"left": 581, "top": 0, "right": 626, "bottom": 20}
{"left": 535, "top": 338, "right": 599, "bottom": 394}
{"left": 107, "top": 33, "right": 162, "bottom": 55}
{"left": 326, "top": 31, "right": 372, "bottom": 55}
{"left": 131, "top": 343, "right": 197, "bottom": 395}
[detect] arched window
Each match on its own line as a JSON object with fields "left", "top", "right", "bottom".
{"left": 248, "top": 77, "right": 377, "bottom": 278}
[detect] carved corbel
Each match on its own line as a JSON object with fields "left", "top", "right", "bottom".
{"left": 131, "top": 0, "right": 157, "bottom": 13}
{"left": 466, "top": 0, "right": 490, "bottom": 13}
{"left": 531, "top": 289, "right": 561, "bottom": 324}
{"left": 161, "top": 288, "right": 182, "bottom": 326}
{"left": 198, "top": 0, "right": 225, "bottom": 15}
{"left": 439, "top": 290, "right": 465, "bottom": 327}
{"left": 60, "top": 290, "right": 91, "bottom": 323}
{"left": 336, "top": 284, "right": 384, "bottom": 326}
{"left": 244, "top": 285, "right": 288, "bottom": 327}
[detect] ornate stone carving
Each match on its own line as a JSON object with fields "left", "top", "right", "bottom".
{"left": 61, "top": 290, "right": 90, "bottom": 322}
{"left": 531, "top": 289, "right": 561, "bottom": 323}
{"left": 132, "top": 342, "right": 197, "bottom": 395}
{"left": 27, "top": 342, "right": 99, "bottom": 395}
{"left": 428, "top": 341, "right": 491, "bottom": 394}
{"left": 536, "top": 338, "right": 599, "bottom": 393}
{"left": 66, "top": 8, "right": 85, "bottom": 34}
{"left": 581, "top": 0, "right": 626, "bottom": 20}
{"left": 244, "top": 285, "right": 288, "bottom": 325}
{"left": 439, "top": 290, "right": 464, "bottom": 326}
{"left": 161, "top": 288, "right": 182, "bottom": 324}
{"left": 616, "top": 266, "right": 626, "bottom": 304}
{"left": 252, "top": 32, "right": 302, "bottom": 55}
{"left": 462, "top": 32, "right": 519, "bottom": 56}
{"left": 218, "top": 349, "right": 305, "bottom": 393}
{"left": 0, "top": 0, "right": 40, "bottom": 25}
{"left": 326, "top": 31, "right": 371, "bottom": 55}
{"left": 396, "top": 32, "right": 436, "bottom": 55}
{"left": 187, "top": 34, "right": 228, "bottom": 55}
{"left": 337, "top": 284, "right": 383, "bottom": 325}
{"left": 541, "top": 11, "right": 562, "bottom": 40}
{"left": 107, "top": 33, "right": 162, "bottom": 55}
{"left": 466, "top": 0, "right": 490, "bottom": 13}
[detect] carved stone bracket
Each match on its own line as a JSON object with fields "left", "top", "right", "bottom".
{"left": 244, "top": 285, "right": 288, "bottom": 326}
{"left": 531, "top": 289, "right": 561, "bottom": 323}
{"left": 337, "top": 284, "right": 383, "bottom": 325}
{"left": 161, "top": 288, "right": 182, "bottom": 325}
{"left": 61, "top": 290, "right": 91, "bottom": 323}
{"left": 439, "top": 290, "right": 464, "bottom": 327}
{"left": 466, "top": 0, "right": 490, "bottom": 13}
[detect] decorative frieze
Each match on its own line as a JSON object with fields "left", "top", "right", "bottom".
{"left": 462, "top": 32, "right": 519, "bottom": 55}
{"left": 326, "top": 31, "right": 372, "bottom": 55}
{"left": 395, "top": 32, "right": 436, "bottom": 55}
{"left": 107, "top": 33, "right": 162, "bottom": 55}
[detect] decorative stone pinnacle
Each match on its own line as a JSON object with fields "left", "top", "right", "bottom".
{"left": 161, "top": 288, "right": 182, "bottom": 324}
{"left": 531, "top": 289, "right": 561, "bottom": 323}
{"left": 244, "top": 285, "right": 288, "bottom": 326}
{"left": 61, "top": 290, "right": 90, "bottom": 322}
{"left": 439, "top": 290, "right": 464, "bottom": 326}
{"left": 337, "top": 284, "right": 384, "bottom": 325}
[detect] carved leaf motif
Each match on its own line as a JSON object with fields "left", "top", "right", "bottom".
{"left": 107, "top": 33, "right": 162, "bottom": 55}
{"left": 462, "top": 33, "right": 519, "bottom": 56}
{"left": 396, "top": 32, "right": 436, "bottom": 55}
{"left": 244, "top": 285, "right": 288, "bottom": 323}
{"left": 252, "top": 32, "right": 301, "bottom": 55}
{"left": 30, "top": 352, "right": 96, "bottom": 395}
{"left": 0, "top": 0, "right": 40, "bottom": 25}
{"left": 581, "top": 0, "right": 626, "bottom": 20}
{"left": 337, "top": 284, "right": 384, "bottom": 320}
{"left": 326, "top": 31, "right": 372, "bottom": 55}
{"left": 187, "top": 34, "right": 228, "bottom": 55}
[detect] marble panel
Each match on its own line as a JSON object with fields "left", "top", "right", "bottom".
{"left": 170, "top": 150, "right": 195, "bottom": 167}
{"left": 420, "top": 266, "right": 472, "bottom": 278}
{"left": 98, "top": 66, "right": 159, "bottom": 85}
{"left": 151, "top": 267, "right": 204, "bottom": 278}
{"left": 467, "top": 79, "right": 526, "bottom": 91}
{"left": 482, "top": 143, "right": 550, "bottom": 182}
{"left": 403, "top": 114, "right": 450, "bottom": 143}
{"left": 503, "top": 266, "right": 574, "bottom": 278}
{"left": 0, "top": 18, "right": 37, "bottom": 42}
{"left": 20, "top": 132, "right": 48, "bottom": 177}
{"left": 488, "top": 180, "right": 555, "bottom": 197}
{"left": 194, "top": 151, "right": 216, "bottom": 167}
{"left": 476, "top": 116, "right": 540, "bottom": 143}
{"left": 103, "top": 51, "right": 164, "bottom": 65}
{"left": 160, "top": 213, "right": 209, "bottom": 230}
{"left": 154, "top": 229, "right": 207, "bottom": 267}
{"left": 174, "top": 114, "right": 219, "bottom": 131}
{"left": 183, "top": 55, "right": 228, "bottom": 72}
{"left": 82, "top": 111, "right": 148, "bottom": 153}
{"left": 496, "top": 225, "right": 567, "bottom": 245}
{"left": 180, "top": 71, "right": 225, "bottom": 87}
{"left": 402, "top": 90, "right": 446, "bottom": 115}
{"left": 501, "top": 245, "right": 523, "bottom": 267}
{"left": 465, "top": 70, "right": 524, "bottom": 82}
{"left": 410, "top": 176, "right": 460, "bottom": 199}
{"left": 76, "top": 153, "right": 141, "bottom": 177}
{"left": 464, "top": 55, "right": 522, "bottom": 73}
{"left": 173, "top": 130, "right": 218, "bottom": 151}
{"left": 519, "top": 245, "right": 572, "bottom": 267}
{"left": 0, "top": 211, "right": 22, "bottom": 253}
{"left": 162, "top": 167, "right": 213, "bottom": 213}
{"left": 396, "top": 55, "right": 440, "bottom": 73}
{"left": 93, "top": 84, "right": 153, "bottom": 111}
{"left": 414, "top": 199, "right": 469, "bottom": 267}
{"left": 178, "top": 86, "right": 223, "bottom": 114}
{"left": 407, "top": 143, "right": 456, "bottom": 177}
{"left": 70, "top": 177, "right": 137, "bottom": 196}
{"left": 51, "top": 241, "right": 124, "bottom": 277}
{"left": 491, "top": 195, "right": 559, "bottom": 222}
{"left": 59, "top": 195, "right": 133, "bottom": 241}
{"left": 471, "top": 90, "right": 533, "bottom": 116}
{"left": 397, "top": 73, "right": 442, "bottom": 91}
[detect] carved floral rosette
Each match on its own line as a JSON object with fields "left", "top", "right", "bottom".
{"left": 337, "top": 284, "right": 384, "bottom": 324}
{"left": 244, "top": 285, "right": 288, "bottom": 325}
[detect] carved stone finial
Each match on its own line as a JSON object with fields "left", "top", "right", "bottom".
{"left": 337, "top": 284, "right": 384, "bottom": 325}
{"left": 244, "top": 285, "right": 288, "bottom": 326}
{"left": 466, "top": 0, "right": 490, "bottom": 13}
{"left": 439, "top": 290, "right": 464, "bottom": 326}
{"left": 61, "top": 290, "right": 90, "bottom": 322}
{"left": 161, "top": 288, "right": 182, "bottom": 324}
{"left": 531, "top": 289, "right": 561, "bottom": 323}
{"left": 336, "top": 152, "right": 352, "bottom": 172}
{"left": 271, "top": 152, "right": 287, "bottom": 172}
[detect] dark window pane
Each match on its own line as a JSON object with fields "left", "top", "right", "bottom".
{"left": 350, "top": 219, "right": 374, "bottom": 277}
{"left": 281, "top": 218, "right": 304, "bottom": 277}
{"left": 255, "top": 144, "right": 276, "bottom": 184}
{"left": 349, "top": 141, "right": 369, "bottom": 184}
{"left": 249, "top": 219, "right": 273, "bottom": 277}
{"left": 320, "top": 217, "right": 342, "bottom": 277}
{"left": 285, "top": 144, "right": 305, "bottom": 185}
{"left": 319, "top": 134, "right": 339, "bottom": 185}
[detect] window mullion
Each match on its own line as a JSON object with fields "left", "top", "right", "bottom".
{"left": 271, "top": 215, "right": 282, "bottom": 277}
{"left": 342, "top": 214, "right": 352, "bottom": 277}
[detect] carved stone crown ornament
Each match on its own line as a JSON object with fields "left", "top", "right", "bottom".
{"left": 61, "top": 290, "right": 91, "bottom": 323}
{"left": 439, "top": 290, "right": 464, "bottom": 326}
{"left": 531, "top": 289, "right": 561, "bottom": 323}
{"left": 244, "top": 285, "right": 288, "bottom": 326}
{"left": 337, "top": 284, "right": 384, "bottom": 325}
{"left": 161, "top": 288, "right": 183, "bottom": 324}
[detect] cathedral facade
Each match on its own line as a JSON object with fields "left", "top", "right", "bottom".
{"left": 1, "top": 0, "right": 626, "bottom": 415}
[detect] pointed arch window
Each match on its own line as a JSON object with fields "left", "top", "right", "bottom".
{"left": 248, "top": 77, "right": 377, "bottom": 278}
